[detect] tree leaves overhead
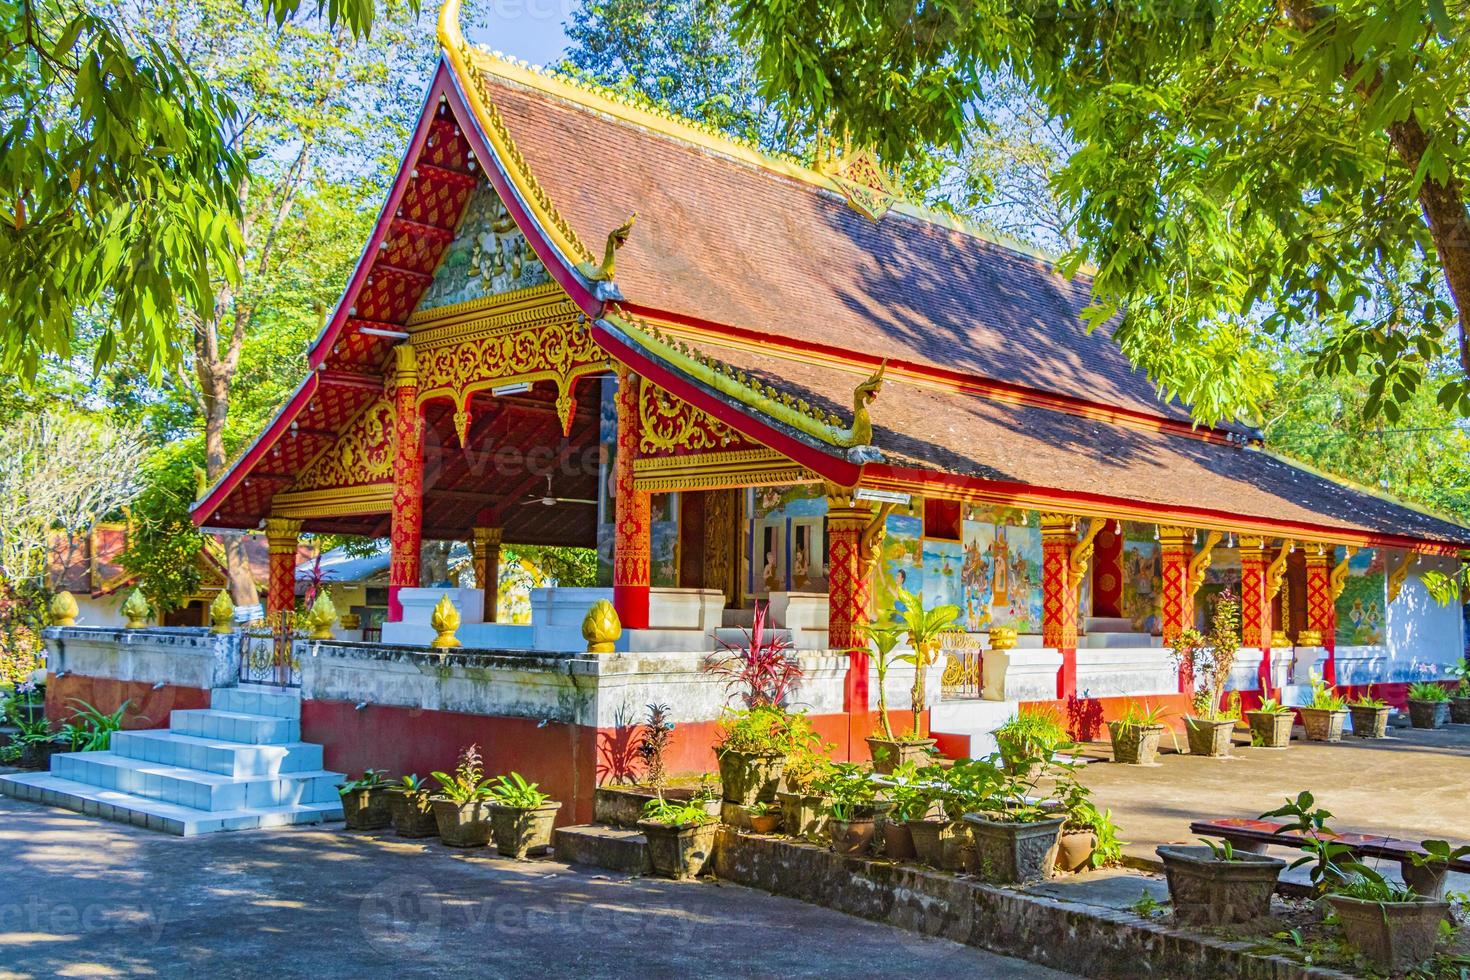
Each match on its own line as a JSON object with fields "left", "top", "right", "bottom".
{"left": 731, "top": 0, "right": 1470, "bottom": 425}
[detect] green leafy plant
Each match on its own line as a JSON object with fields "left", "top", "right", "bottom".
{"left": 812, "top": 762, "right": 877, "bottom": 819}
{"left": 1199, "top": 837, "right": 1240, "bottom": 862}
{"left": 882, "top": 760, "right": 937, "bottom": 823}
{"left": 994, "top": 707, "right": 1071, "bottom": 763}
{"left": 1408, "top": 681, "right": 1451, "bottom": 702}
{"left": 1253, "top": 698, "right": 1293, "bottom": 715}
{"left": 1130, "top": 891, "right": 1166, "bottom": 918}
{"left": 1059, "top": 780, "right": 1124, "bottom": 867}
{"left": 1172, "top": 590, "right": 1242, "bottom": 719}
{"left": 893, "top": 587, "right": 961, "bottom": 738}
{"left": 716, "top": 704, "right": 808, "bottom": 755}
{"left": 1261, "top": 791, "right": 1374, "bottom": 894}
{"left": 1115, "top": 700, "right": 1168, "bottom": 728}
{"left": 431, "top": 744, "right": 494, "bottom": 804}
{"left": 1349, "top": 689, "right": 1388, "bottom": 709}
{"left": 57, "top": 698, "right": 133, "bottom": 752}
{"left": 642, "top": 796, "right": 714, "bottom": 827}
{"left": 487, "top": 772, "right": 550, "bottom": 809}
{"left": 13, "top": 713, "right": 57, "bottom": 747}
{"left": 396, "top": 774, "right": 432, "bottom": 813}
{"left": 782, "top": 737, "right": 836, "bottom": 795}
{"left": 338, "top": 768, "right": 390, "bottom": 793}
{"left": 636, "top": 702, "right": 675, "bottom": 791}
{"left": 746, "top": 800, "right": 775, "bottom": 817}
{"left": 1333, "top": 872, "right": 1417, "bottom": 904}
{"left": 1306, "top": 674, "right": 1348, "bottom": 711}
{"left": 861, "top": 621, "right": 907, "bottom": 741}
{"left": 1409, "top": 839, "right": 1470, "bottom": 874}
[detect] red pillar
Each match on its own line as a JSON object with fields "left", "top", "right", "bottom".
{"left": 1159, "top": 526, "right": 1194, "bottom": 694}
{"left": 1041, "top": 514, "right": 1078, "bottom": 700}
{"left": 1239, "top": 536, "right": 1274, "bottom": 697}
{"left": 827, "top": 495, "right": 879, "bottom": 753}
{"left": 1305, "top": 547, "right": 1333, "bottom": 682}
{"left": 1090, "top": 522, "right": 1124, "bottom": 619}
{"left": 612, "top": 366, "right": 650, "bottom": 630}
{"left": 264, "top": 518, "right": 302, "bottom": 619}
{"left": 388, "top": 345, "right": 423, "bottom": 622}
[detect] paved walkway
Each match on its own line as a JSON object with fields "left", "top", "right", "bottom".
{"left": 0, "top": 795, "right": 1076, "bottom": 980}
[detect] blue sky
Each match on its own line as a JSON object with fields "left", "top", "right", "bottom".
{"left": 464, "top": 4, "right": 575, "bottom": 67}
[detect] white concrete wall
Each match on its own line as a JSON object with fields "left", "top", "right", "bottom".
{"left": 1075, "top": 647, "right": 1177, "bottom": 699}
{"left": 70, "top": 594, "right": 127, "bottom": 629}
{"left": 1383, "top": 556, "right": 1465, "bottom": 682}
{"left": 44, "top": 627, "right": 239, "bottom": 690}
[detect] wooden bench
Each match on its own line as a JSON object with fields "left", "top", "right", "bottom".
{"left": 1191, "top": 818, "right": 1470, "bottom": 898}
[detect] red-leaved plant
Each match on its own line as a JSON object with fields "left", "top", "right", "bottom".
{"left": 704, "top": 601, "right": 802, "bottom": 709}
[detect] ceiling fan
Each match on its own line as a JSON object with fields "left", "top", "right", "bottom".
{"left": 521, "top": 473, "right": 597, "bottom": 507}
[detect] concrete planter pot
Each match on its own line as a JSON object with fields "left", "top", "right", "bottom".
{"left": 907, "top": 817, "right": 957, "bottom": 868}
{"left": 716, "top": 749, "right": 786, "bottom": 806}
{"left": 1325, "top": 894, "right": 1452, "bottom": 973}
{"left": 963, "top": 813, "right": 1065, "bottom": 884}
{"left": 1156, "top": 845, "right": 1286, "bottom": 925}
{"left": 777, "top": 791, "right": 829, "bottom": 839}
{"left": 883, "top": 820, "right": 917, "bottom": 860}
{"left": 638, "top": 820, "right": 717, "bottom": 879}
{"left": 387, "top": 788, "right": 439, "bottom": 839}
{"left": 863, "top": 736, "right": 936, "bottom": 775}
{"left": 340, "top": 786, "right": 393, "bottom": 830}
{"left": 1108, "top": 722, "right": 1165, "bottom": 765}
{"left": 1184, "top": 716, "right": 1234, "bottom": 757}
{"left": 1407, "top": 699, "right": 1451, "bottom": 729}
{"left": 1298, "top": 707, "right": 1347, "bottom": 742}
{"left": 1245, "top": 711, "right": 1294, "bottom": 749}
{"left": 1451, "top": 697, "right": 1470, "bottom": 724}
{"left": 1349, "top": 705, "right": 1391, "bottom": 738}
{"left": 488, "top": 801, "right": 562, "bottom": 858}
{"left": 830, "top": 816, "right": 876, "bottom": 857}
{"left": 431, "top": 798, "right": 492, "bottom": 848}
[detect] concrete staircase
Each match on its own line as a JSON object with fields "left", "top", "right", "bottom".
{"left": 0, "top": 685, "right": 343, "bottom": 836}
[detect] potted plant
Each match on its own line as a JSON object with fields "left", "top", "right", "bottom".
{"left": 1053, "top": 778, "right": 1124, "bottom": 873}
{"left": 814, "top": 762, "right": 880, "bottom": 857}
{"left": 745, "top": 801, "right": 782, "bottom": 834}
{"left": 892, "top": 588, "right": 961, "bottom": 756}
{"left": 636, "top": 702, "right": 675, "bottom": 791}
{"left": 1402, "top": 839, "right": 1470, "bottom": 900}
{"left": 338, "top": 769, "right": 393, "bottom": 831}
{"left": 993, "top": 707, "right": 1070, "bottom": 775}
{"left": 1406, "top": 681, "right": 1452, "bottom": 729}
{"left": 878, "top": 760, "right": 932, "bottom": 860}
{"left": 638, "top": 796, "right": 718, "bottom": 879}
{"left": 387, "top": 774, "right": 439, "bottom": 838}
{"left": 1298, "top": 673, "right": 1349, "bottom": 742}
{"left": 907, "top": 763, "right": 961, "bottom": 869}
{"left": 1451, "top": 658, "right": 1470, "bottom": 723}
{"left": 1245, "top": 697, "right": 1295, "bottom": 749}
{"left": 1171, "top": 590, "right": 1241, "bottom": 758}
{"left": 713, "top": 705, "right": 795, "bottom": 807}
{"left": 960, "top": 752, "right": 1067, "bottom": 884}
{"left": 1326, "top": 871, "right": 1454, "bottom": 973}
{"left": 1348, "top": 691, "right": 1391, "bottom": 738}
{"left": 14, "top": 716, "right": 61, "bottom": 770}
{"left": 430, "top": 745, "right": 494, "bottom": 847}
{"left": 1155, "top": 839, "right": 1286, "bottom": 925}
{"left": 486, "top": 772, "right": 562, "bottom": 858}
{"left": 1108, "top": 700, "right": 1168, "bottom": 765}
{"left": 777, "top": 738, "right": 834, "bottom": 839}
{"left": 861, "top": 623, "right": 936, "bottom": 774}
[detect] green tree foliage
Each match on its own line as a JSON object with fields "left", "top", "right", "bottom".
{"left": 118, "top": 440, "right": 208, "bottom": 613}
{"left": 731, "top": 0, "right": 1470, "bottom": 425}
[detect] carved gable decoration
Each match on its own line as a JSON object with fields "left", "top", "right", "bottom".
{"left": 637, "top": 378, "right": 755, "bottom": 457}
{"left": 822, "top": 147, "right": 897, "bottom": 221}
{"left": 293, "top": 396, "right": 396, "bottom": 491}
{"left": 415, "top": 181, "right": 550, "bottom": 312}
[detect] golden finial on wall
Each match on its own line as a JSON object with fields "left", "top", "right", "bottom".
{"left": 582, "top": 599, "right": 621, "bottom": 654}
{"left": 210, "top": 590, "right": 235, "bottom": 634}
{"left": 50, "top": 591, "right": 78, "bottom": 628}
{"left": 121, "top": 589, "right": 150, "bottom": 629}
{"left": 431, "top": 594, "right": 462, "bottom": 649}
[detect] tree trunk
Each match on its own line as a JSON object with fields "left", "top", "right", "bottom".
{"left": 199, "top": 335, "right": 259, "bottom": 610}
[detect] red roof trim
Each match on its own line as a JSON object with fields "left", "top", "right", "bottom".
{"left": 192, "top": 372, "right": 321, "bottom": 526}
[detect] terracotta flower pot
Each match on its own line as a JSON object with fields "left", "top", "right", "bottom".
{"left": 387, "top": 788, "right": 439, "bottom": 838}
{"left": 1052, "top": 829, "right": 1097, "bottom": 873}
{"left": 638, "top": 821, "right": 717, "bottom": 879}
{"left": 863, "top": 736, "right": 936, "bottom": 775}
{"left": 1349, "top": 705, "right": 1390, "bottom": 738}
{"left": 830, "top": 816, "right": 876, "bottom": 857}
{"left": 747, "top": 812, "right": 782, "bottom": 834}
{"left": 716, "top": 749, "right": 786, "bottom": 806}
{"left": 883, "top": 820, "right": 917, "bottom": 860}
{"left": 1245, "top": 711, "right": 1294, "bottom": 749}
{"left": 1450, "top": 697, "right": 1470, "bottom": 724}
{"left": 963, "top": 813, "right": 1065, "bottom": 884}
{"left": 777, "top": 791, "right": 829, "bottom": 840}
{"left": 431, "top": 798, "right": 491, "bottom": 848}
{"left": 1156, "top": 845, "right": 1285, "bottom": 925}
{"left": 1108, "top": 722, "right": 1165, "bottom": 765}
{"left": 488, "top": 801, "right": 562, "bottom": 858}
{"left": 340, "top": 786, "right": 393, "bottom": 831}
{"left": 1326, "top": 894, "right": 1452, "bottom": 973}
{"left": 907, "top": 817, "right": 956, "bottom": 868}
{"left": 1407, "top": 699, "right": 1450, "bottom": 729}
{"left": 1184, "top": 716, "right": 1234, "bottom": 757}
{"left": 1298, "top": 707, "right": 1347, "bottom": 742}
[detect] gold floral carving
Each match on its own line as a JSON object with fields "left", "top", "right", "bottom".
{"left": 637, "top": 378, "right": 743, "bottom": 455}
{"left": 292, "top": 396, "right": 396, "bottom": 492}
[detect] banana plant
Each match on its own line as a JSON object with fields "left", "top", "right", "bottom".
{"left": 860, "top": 621, "right": 905, "bottom": 740}
{"left": 893, "top": 588, "right": 960, "bottom": 737}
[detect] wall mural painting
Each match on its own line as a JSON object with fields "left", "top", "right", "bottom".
{"left": 744, "top": 484, "right": 829, "bottom": 599}
{"left": 1335, "top": 547, "right": 1386, "bottom": 647}
{"left": 873, "top": 512, "right": 924, "bottom": 621}
{"left": 923, "top": 539, "right": 965, "bottom": 614}
{"left": 415, "top": 182, "right": 550, "bottom": 313}
{"left": 959, "top": 506, "right": 1042, "bottom": 633}
{"left": 1120, "top": 522, "right": 1162, "bottom": 634}
{"left": 595, "top": 376, "right": 619, "bottom": 586}
{"left": 649, "top": 493, "right": 679, "bottom": 588}
{"left": 1195, "top": 546, "right": 1243, "bottom": 631}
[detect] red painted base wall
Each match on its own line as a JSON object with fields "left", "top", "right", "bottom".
{"left": 45, "top": 674, "right": 207, "bottom": 730}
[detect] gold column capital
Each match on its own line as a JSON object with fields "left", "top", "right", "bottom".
{"left": 391, "top": 344, "right": 418, "bottom": 390}
{"left": 264, "top": 517, "right": 303, "bottom": 553}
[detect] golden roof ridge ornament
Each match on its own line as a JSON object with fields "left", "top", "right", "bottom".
{"left": 576, "top": 213, "right": 636, "bottom": 283}
{"left": 816, "top": 127, "right": 899, "bottom": 221}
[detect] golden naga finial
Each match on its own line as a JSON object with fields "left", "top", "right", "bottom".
{"left": 431, "top": 593, "right": 462, "bottom": 649}
{"left": 1069, "top": 518, "right": 1106, "bottom": 578}
{"left": 1329, "top": 546, "right": 1356, "bottom": 601}
{"left": 1188, "top": 530, "right": 1224, "bottom": 597}
{"left": 210, "top": 590, "right": 235, "bottom": 634}
{"left": 838, "top": 360, "right": 886, "bottom": 448}
{"left": 1386, "top": 550, "right": 1415, "bottom": 605}
{"left": 50, "top": 591, "right": 79, "bottom": 627}
{"left": 582, "top": 599, "right": 622, "bottom": 653}
{"left": 576, "top": 213, "right": 636, "bottom": 282}
{"left": 1266, "top": 539, "right": 1294, "bottom": 598}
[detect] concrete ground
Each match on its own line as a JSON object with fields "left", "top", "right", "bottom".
{"left": 0, "top": 795, "right": 1077, "bottom": 980}
{"left": 1074, "top": 719, "right": 1470, "bottom": 887}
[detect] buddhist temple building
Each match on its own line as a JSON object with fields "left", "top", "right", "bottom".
{"left": 15, "top": 2, "right": 1468, "bottom": 829}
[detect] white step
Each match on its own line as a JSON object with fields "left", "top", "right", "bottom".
{"left": 211, "top": 685, "right": 302, "bottom": 720}
{"left": 0, "top": 771, "right": 342, "bottom": 837}
{"left": 50, "top": 751, "right": 341, "bottom": 811}
{"left": 171, "top": 709, "right": 300, "bottom": 744}
{"left": 111, "top": 730, "right": 323, "bottom": 777}
{"left": 930, "top": 699, "right": 1021, "bottom": 759}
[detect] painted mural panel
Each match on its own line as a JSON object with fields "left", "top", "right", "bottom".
{"left": 1120, "top": 523, "right": 1162, "bottom": 634}
{"left": 959, "top": 507, "right": 1043, "bottom": 633}
{"left": 415, "top": 182, "right": 550, "bottom": 313}
{"left": 744, "top": 484, "right": 829, "bottom": 599}
{"left": 1335, "top": 548, "right": 1386, "bottom": 646}
{"left": 923, "top": 539, "right": 965, "bottom": 613}
{"left": 649, "top": 494, "right": 679, "bottom": 588}
{"left": 1195, "top": 546, "right": 1242, "bottom": 631}
{"left": 873, "top": 512, "right": 924, "bottom": 619}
